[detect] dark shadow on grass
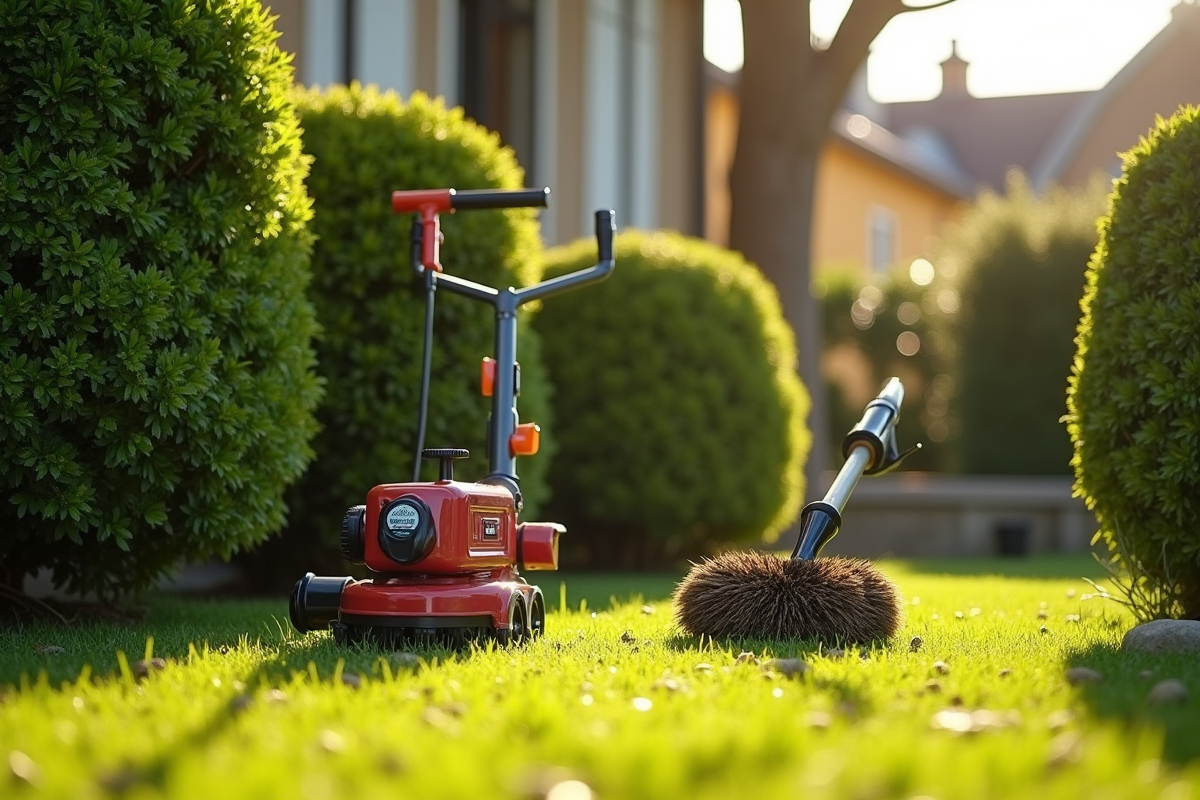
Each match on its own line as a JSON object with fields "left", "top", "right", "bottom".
{"left": 1064, "top": 640, "right": 1200, "bottom": 764}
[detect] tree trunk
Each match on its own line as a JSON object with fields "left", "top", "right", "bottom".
{"left": 729, "top": 0, "right": 917, "bottom": 544}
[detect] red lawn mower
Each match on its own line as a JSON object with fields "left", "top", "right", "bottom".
{"left": 289, "top": 187, "right": 615, "bottom": 646}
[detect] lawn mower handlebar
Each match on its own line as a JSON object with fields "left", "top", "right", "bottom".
{"left": 391, "top": 187, "right": 550, "bottom": 214}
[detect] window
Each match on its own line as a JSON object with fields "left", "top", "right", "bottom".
{"left": 868, "top": 205, "right": 897, "bottom": 274}
{"left": 459, "top": 0, "right": 537, "bottom": 173}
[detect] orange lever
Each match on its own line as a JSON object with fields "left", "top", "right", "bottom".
{"left": 510, "top": 423, "right": 540, "bottom": 457}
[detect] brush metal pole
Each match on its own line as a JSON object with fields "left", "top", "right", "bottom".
{"left": 822, "top": 444, "right": 872, "bottom": 511}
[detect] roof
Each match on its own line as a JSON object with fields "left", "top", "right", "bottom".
{"left": 882, "top": 90, "right": 1089, "bottom": 193}
{"left": 828, "top": 109, "right": 977, "bottom": 199}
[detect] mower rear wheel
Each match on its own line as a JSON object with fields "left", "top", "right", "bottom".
{"left": 496, "top": 595, "right": 529, "bottom": 646}
{"left": 529, "top": 592, "right": 546, "bottom": 639}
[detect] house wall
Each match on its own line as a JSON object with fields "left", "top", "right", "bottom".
{"left": 814, "top": 139, "right": 962, "bottom": 274}
{"left": 264, "top": 0, "right": 702, "bottom": 247}
{"left": 704, "top": 85, "right": 961, "bottom": 274}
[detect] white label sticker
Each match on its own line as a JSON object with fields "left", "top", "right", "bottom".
{"left": 386, "top": 504, "right": 420, "bottom": 534}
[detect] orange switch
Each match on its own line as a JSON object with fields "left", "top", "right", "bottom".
{"left": 510, "top": 423, "right": 540, "bottom": 456}
{"left": 481, "top": 357, "right": 496, "bottom": 397}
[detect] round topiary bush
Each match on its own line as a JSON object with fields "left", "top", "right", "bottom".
{"left": 259, "top": 85, "right": 553, "bottom": 581}
{"left": 938, "top": 174, "right": 1106, "bottom": 475}
{"left": 1067, "top": 106, "right": 1200, "bottom": 620}
{"left": 0, "top": 0, "right": 321, "bottom": 599}
{"left": 535, "top": 230, "right": 809, "bottom": 569}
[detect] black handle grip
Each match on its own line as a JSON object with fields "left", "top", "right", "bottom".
{"left": 450, "top": 187, "right": 550, "bottom": 210}
{"left": 595, "top": 209, "right": 614, "bottom": 263}
{"left": 842, "top": 377, "right": 921, "bottom": 475}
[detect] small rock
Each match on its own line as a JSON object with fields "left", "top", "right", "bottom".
{"left": 230, "top": 694, "right": 254, "bottom": 713}
{"left": 1046, "top": 732, "right": 1082, "bottom": 768}
{"left": 825, "top": 647, "right": 845, "bottom": 659}
{"left": 909, "top": 637, "right": 923, "bottom": 652}
{"left": 1047, "top": 709, "right": 1074, "bottom": 730}
{"left": 1039, "top": 626, "right": 1049, "bottom": 635}
{"left": 766, "top": 658, "right": 809, "bottom": 679}
{"left": 954, "top": 611, "right": 964, "bottom": 620}
{"left": 735, "top": 651, "right": 759, "bottom": 666}
{"left": 8, "top": 750, "right": 40, "bottom": 786}
{"left": 1122, "top": 620, "right": 1200, "bottom": 654}
{"left": 391, "top": 652, "right": 421, "bottom": 668}
{"left": 692, "top": 663, "right": 713, "bottom": 673}
{"left": 1065, "top": 614, "right": 1081, "bottom": 623}
{"left": 806, "top": 711, "right": 833, "bottom": 729}
{"left": 640, "top": 605, "right": 654, "bottom": 615}
{"left": 34, "top": 644, "right": 65, "bottom": 655}
{"left": 341, "top": 672, "right": 361, "bottom": 689}
{"left": 1139, "top": 669, "right": 1155, "bottom": 680}
{"left": 924, "top": 680, "right": 942, "bottom": 694}
{"left": 131, "top": 658, "right": 166, "bottom": 680}
{"left": 620, "top": 631, "right": 637, "bottom": 644}
{"left": 653, "top": 677, "right": 684, "bottom": 692}
{"left": 932, "top": 660, "right": 950, "bottom": 675}
{"left": 1065, "top": 667, "right": 1104, "bottom": 686}
{"left": 1037, "top": 610, "right": 1049, "bottom": 620}
{"left": 318, "top": 729, "right": 345, "bottom": 753}
{"left": 949, "top": 694, "right": 964, "bottom": 706}
{"left": 546, "top": 779, "right": 595, "bottom": 800}
{"left": 998, "top": 668, "right": 1012, "bottom": 679}
{"left": 1146, "top": 679, "right": 1189, "bottom": 705}
{"left": 264, "top": 689, "right": 288, "bottom": 704}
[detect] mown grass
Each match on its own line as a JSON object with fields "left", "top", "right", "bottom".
{"left": 1, "top": 556, "right": 1198, "bottom": 800}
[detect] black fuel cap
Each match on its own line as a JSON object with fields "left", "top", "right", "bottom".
{"left": 377, "top": 495, "right": 436, "bottom": 564}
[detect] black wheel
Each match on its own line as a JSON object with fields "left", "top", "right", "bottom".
{"left": 529, "top": 591, "right": 546, "bottom": 639}
{"left": 496, "top": 594, "right": 529, "bottom": 646}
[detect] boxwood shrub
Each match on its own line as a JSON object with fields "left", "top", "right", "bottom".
{"left": 1067, "top": 107, "right": 1200, "bottom": 620}
{"left": 938, "top": 175, "right": 1105, "bottom": 475}
{"left": 250, "top": 85, "right": 553, "bottom": 583}
{"left": 535, "top": 230, "right": 809, "bottom": 568}
{"left": 0, "top": 0, "right": 321, "bottom": 598}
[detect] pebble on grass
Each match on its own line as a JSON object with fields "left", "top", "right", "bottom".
{"left": 1065, "top": 667, "right": 1104, "bottom": 686}
{"left": 341, "top": 673, "right": 362, "bottom": 690}
{"left": 825, "top": 647, "right": 846, "bottom": 659}
{"left": 766, "top": 658, "right": 810, "bottom": 679}
{"left": 546, "top": 779, "right": 595, "bottom": 800}
{"left": 391, "top": 652, "right": 421, "bottom": 669}
{"left": 1146, "top": 679, "right": 1189, "bottom": 705}
{"left": 932, "top": 660, "right": 950, "bottom": 675}
{"left": 318, "top": 730, "right": 345, "bottom": 753}
{"left": 9, "top": 750, "right": 40, "bottom": 786}
{"left": 640, "top": 605, "right": 655, "bottom": 615}
{"left": 910, "top": 637, "right": 923, "bottom": 652}
{"left": 265, "top": 689, "right": 288, "bottom": 705}
{"left": 736, "top": 651, "right": 760, "bottom": 666}
{"left": 693, "top": 663, "right": 713, "bottom": 673}
{"left": 132, "top": 658, "right": 166, "bottom": 681}
{"left": 998, "top": 669, "right": 1012, "bottom": 678}
{"left": 34, "top": 644, "right": 65, "bottom": 655}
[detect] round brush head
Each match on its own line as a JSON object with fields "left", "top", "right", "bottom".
{"left": 673, "top": 551, "right": 904, "bottom": 643}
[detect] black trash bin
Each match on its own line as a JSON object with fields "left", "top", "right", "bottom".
{"left": 994, "top": 519, "right": 1031, "bottom": 557}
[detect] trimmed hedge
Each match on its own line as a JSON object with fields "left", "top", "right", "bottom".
{"left": 260, "top": 85, "right": 552, "bottom": 580}
{"left": 535, "top": 230, "right": 809, "bottom": 569}
{"left": 937, "top": 175, "right": 1105, "bottom": 475}
{"left": 1067, "top": 107, "right": 1200, "bottom": 620}
{"left": 0, "top": 0, "right": 320, "bottom": 597}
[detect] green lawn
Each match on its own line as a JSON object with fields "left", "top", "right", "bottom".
{"left": 2, "top": 556, "right": 1198, "bottom": 800}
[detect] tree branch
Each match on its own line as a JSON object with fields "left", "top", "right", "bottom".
{"left": 898, "top": 0, "right": 958, "bottom": 14}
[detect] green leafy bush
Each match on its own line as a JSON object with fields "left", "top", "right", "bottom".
{"left": 818, "top": 268, "right": 953, "bottom": 472}
{"left": 937, "top": 175, "right": 1105, "bottom": 474}
{"left": 262, "top": 85, "right": 552, "bottom": 580}
{"left": 0, "top": 0, "right": 320, "bottom": 597}
{"left": 1067, "top": 107, "right": 1200, "bottom": 620}
{"left": 535, "top": 230, "right": 809, "bottom": 568}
